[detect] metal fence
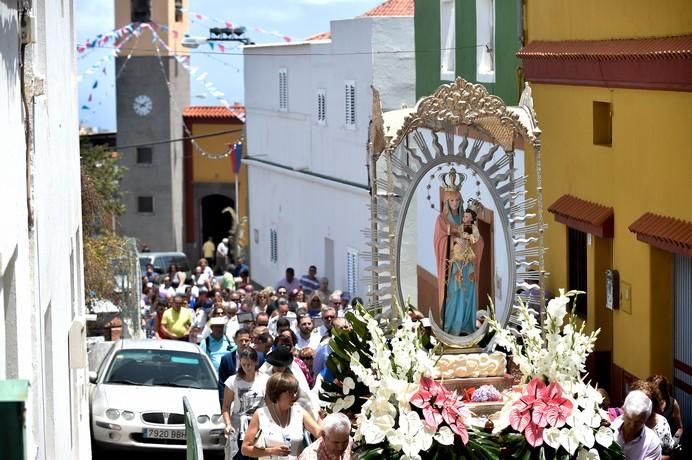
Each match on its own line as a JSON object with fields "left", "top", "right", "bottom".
{"left": 112, "top": 237, "right": 143, "bottom": 339}
{"left": 183, "top": 396, "right": 205, "bottom": 460}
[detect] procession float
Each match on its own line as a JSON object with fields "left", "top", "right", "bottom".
{"left": 319, "top": 79, "right": 624, "bottom": 460}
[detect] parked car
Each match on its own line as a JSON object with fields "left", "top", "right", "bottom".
{"left": 89, "top": 339, "right": 224, "bottom": 454}
{"left": 138, "top": 252, "right": 191, "bottom": 277}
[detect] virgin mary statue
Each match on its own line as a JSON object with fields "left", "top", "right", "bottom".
{"left": 433, "top": 169, "right": 484, "bottom": 336}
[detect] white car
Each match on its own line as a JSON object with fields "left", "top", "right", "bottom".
{"left": 89, "top": 339, "right": 224, "bottom": 454}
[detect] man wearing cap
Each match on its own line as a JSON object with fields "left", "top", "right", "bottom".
{"left": 200, "top": 316, "right": 235, "bottom": 374}
{"left": 160, "top": 292, "right": 193, "bottom": 341}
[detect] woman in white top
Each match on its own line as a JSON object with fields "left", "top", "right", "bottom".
{"left": 222, "top": 348, "right": 269, "bottom": 440}
{"left": 242, "top": 372, "right": 321, "bottom": 460}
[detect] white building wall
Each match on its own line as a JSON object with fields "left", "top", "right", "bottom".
{"left": 0, "top": 1, "right": 90, "bottom": 459}
{"left": 244, "top": 15, "right": 415, "bottom": 297}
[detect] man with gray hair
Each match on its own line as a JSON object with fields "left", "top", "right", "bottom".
{"left": 298, "top": 412, "right": 352, "bottom": 460}
{"left": 612, "top": 390, "right": 662, "bottom": 459}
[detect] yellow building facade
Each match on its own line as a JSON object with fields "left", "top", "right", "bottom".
{"left": 519, "top": 0, "right": 692, "bottom": 404}
{"left": 182, "top": 106, "right": 247, "bottom": 261}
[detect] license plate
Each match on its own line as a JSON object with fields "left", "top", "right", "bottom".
{"left": 143, "top": 428, "right": 186, "bottom": 439}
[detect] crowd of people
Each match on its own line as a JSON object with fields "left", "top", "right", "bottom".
{"left": 140, "top": 258, "right": 359, "bottom": 459}
{"left": 601, "top": 375, "right": 684, "bottom": 459}
{"left": 137, "top": 253, "right": 688, "bottom": 460}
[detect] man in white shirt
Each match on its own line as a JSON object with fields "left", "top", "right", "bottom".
{"left": 613, "top": 390, "right": 662, "bottom": 460}
{"left": 215, "top": 238, "right": 229, "bottom": 274}
{"left": 267, "top": 300, "right": 297, "bottom": 336}
{"left": 295, "top": 315, "right": 321, "bottom": 351}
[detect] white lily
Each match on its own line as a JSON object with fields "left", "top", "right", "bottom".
{"left": 543, "top": 426, "right": 562, "bottom": 449}
{"left": 332, "top": 395, "right": 355, "bottom": 413}
{"left": 595, "top": 426, "right": 614, "bottom": 448}
{"left": 576, "top": 448, "right": 600, "bottom": 460}
{"left": 560, "top": 427, "right": 581, "bottom": 456}
{"left": 342, "top": 377, "right": 356, "bottom": 395}
{"left": 362, "top": 413, "right": 395, "bottom": 444}
{"left": 433, "top": 425, "right": 455, "bottom": 446}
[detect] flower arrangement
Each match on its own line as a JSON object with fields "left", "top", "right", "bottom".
{"left": 322, "top": 291, "right": 624, "bottom": 459}
{"left": 486, "top": 291, "right": 623, "bottom": 459}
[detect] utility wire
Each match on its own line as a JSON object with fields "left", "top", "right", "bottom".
{"left": 109, "top": 127, "right": 243, "bottom": 151}
{"left": 92, "top": 44, "right": 486, "bottom": 57}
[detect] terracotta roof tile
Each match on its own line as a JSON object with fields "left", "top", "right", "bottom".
{"left": 360, "top": 0, "right": 413, "bottom": 17}
{"left": 517, "top": 35, "right": 692, "bottom": 61}
{"left": 629, "top": 213, "right": 692, "bottom": 258}
{"left": 305, "top": 31, "right": 331, "bottom": 41}
{"left": 183, "top": 105, "right": 245, "bottom": 122}
{"left": 548, "top": 194, "right": 614, "bottom": 238}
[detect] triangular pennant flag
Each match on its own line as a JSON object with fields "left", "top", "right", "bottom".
{"left": 81, "top": 105, "right": 90, "bottom": 110}
{"left": 102, "top": 67, "right": 107, "bottom": 75}
{"left": 88, "top": 94, "right": 93, "bottom": 102}
{"left": 218, "top": 44, "right": 225, "bottom": 53}
{"left": 196, "top": 13, "right": 204, "bottom": 20}
{"left": 172, "top": 30, "right": 179, "bottom": 38}
{"left": 208, "top": 41, "right": 215, "bottom": 50}
{"left": 196, "top": 72, "right": 208, "bottom": 81}
{"left": 225, "top": 21, "right": 233, "bottom": 28}
{"left": 92, "top": 80, "right": 98, "bottom": 89}
{"left": 283, "top": 36, "right": 292, "bottom": 42}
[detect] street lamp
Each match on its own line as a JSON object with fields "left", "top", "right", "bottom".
{"left": 181, "top": 26, "right": 254, "bottom": 49}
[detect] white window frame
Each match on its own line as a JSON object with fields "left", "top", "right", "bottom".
{"left": 476, "top": 0, "right": 496, "bottom": 83}
{"left": 317, "top": 89, "right": 326, "bottom": 125}
{"left": 440, "top": 0, "right": 456, "bottom": 81}
{"left": 278, "top": 68, "right": 288, "bottom": 112}
{"left": 346, "top": 249, "right": 358, "bottom": 296}
{"left": 344, "top": 81, "right": 356, "bottom": 129}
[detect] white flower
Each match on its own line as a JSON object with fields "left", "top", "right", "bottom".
{"left": 560, "top": 427, "right": 580, "bottom": 456}
{"left": 595, "top": 426, "right": 614, "bottom": 448}
{"left": 393, "top": 411, "right": 433, "bottom": 458}
{"left": 573, "top": 423, "right": 595, "bottom": 449}
{"left": 433, "top": 426, "right": 455, "bottom": 446}
{"left": 546, "top": 294, "right": 569, "bottom": 328}
{"left": 543, "top": 426, "right": 562, "bottom": 449}
{"left": 362, "top": 413, "right": 395, "bottom": 444}
{"left": 332, "top": 395, "right": 355, "bottom": 413}
{"left": 576, "top": 448, "right": 600, "bottom": 460}
{"left": 342, "top": 377, "right": 355, "bottom": 395}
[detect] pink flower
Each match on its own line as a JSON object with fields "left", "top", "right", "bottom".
{"left": 510, "top": 378, "right": 574, "bottom": 447}
{"left": 410, "top": 377, "right": 469, "bottom": 444}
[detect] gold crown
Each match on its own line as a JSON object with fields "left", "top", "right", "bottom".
{"left": 466, "top": 197, "right": 484, "bottom": 214}
{"left": 441, "top": 167, "right": 465, "bottom": 192}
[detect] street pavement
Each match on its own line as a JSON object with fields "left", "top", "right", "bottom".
{"left": 92, "top": 449, "right": 223, "bottom": 460}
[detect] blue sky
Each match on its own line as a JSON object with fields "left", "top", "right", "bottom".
{"left": 76, "top": 0, "right": 385, "bottom": 131}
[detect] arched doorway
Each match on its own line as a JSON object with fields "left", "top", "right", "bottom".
{"left": 200, "top": 194, "right": 234, "bottom": 251}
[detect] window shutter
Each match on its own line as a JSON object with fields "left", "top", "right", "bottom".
{"left": 279, "top": 68, "right": 288, "bottom": 111}
{"left": 270, "top": 228, "right": 278, "bottom": 263}
{"left": 346, "top": 249, "right": 358, "bottom": 295}
{"left": 317, "top": 89, "right": 326, "bottom": 124}
{"left": 344, "top": 81, "right": 356, "bottom": 127}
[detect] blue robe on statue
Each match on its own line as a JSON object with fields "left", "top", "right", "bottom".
{"left": 441, "top": 212, "right": 477, "bottom": 335}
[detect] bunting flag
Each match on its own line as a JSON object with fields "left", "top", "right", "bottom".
{"left": 92, "top": 80, "right": 98, "bottom": 89}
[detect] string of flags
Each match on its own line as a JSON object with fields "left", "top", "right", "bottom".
{"left": 79, "top": 23, "right": 143, "bottom": 112}
{"left": 149, "top": 26, "right": 241, "bottom": 161}
{"left": 148, "top": 24, "right": 233, "bottom": 111}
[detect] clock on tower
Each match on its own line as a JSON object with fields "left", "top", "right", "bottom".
{"left": 115, "top": 0, "right": 189, "bottom": 252}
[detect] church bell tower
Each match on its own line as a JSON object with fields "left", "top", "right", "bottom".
{"left": 114, "top": 0, "right": 189, "bottom": 251}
